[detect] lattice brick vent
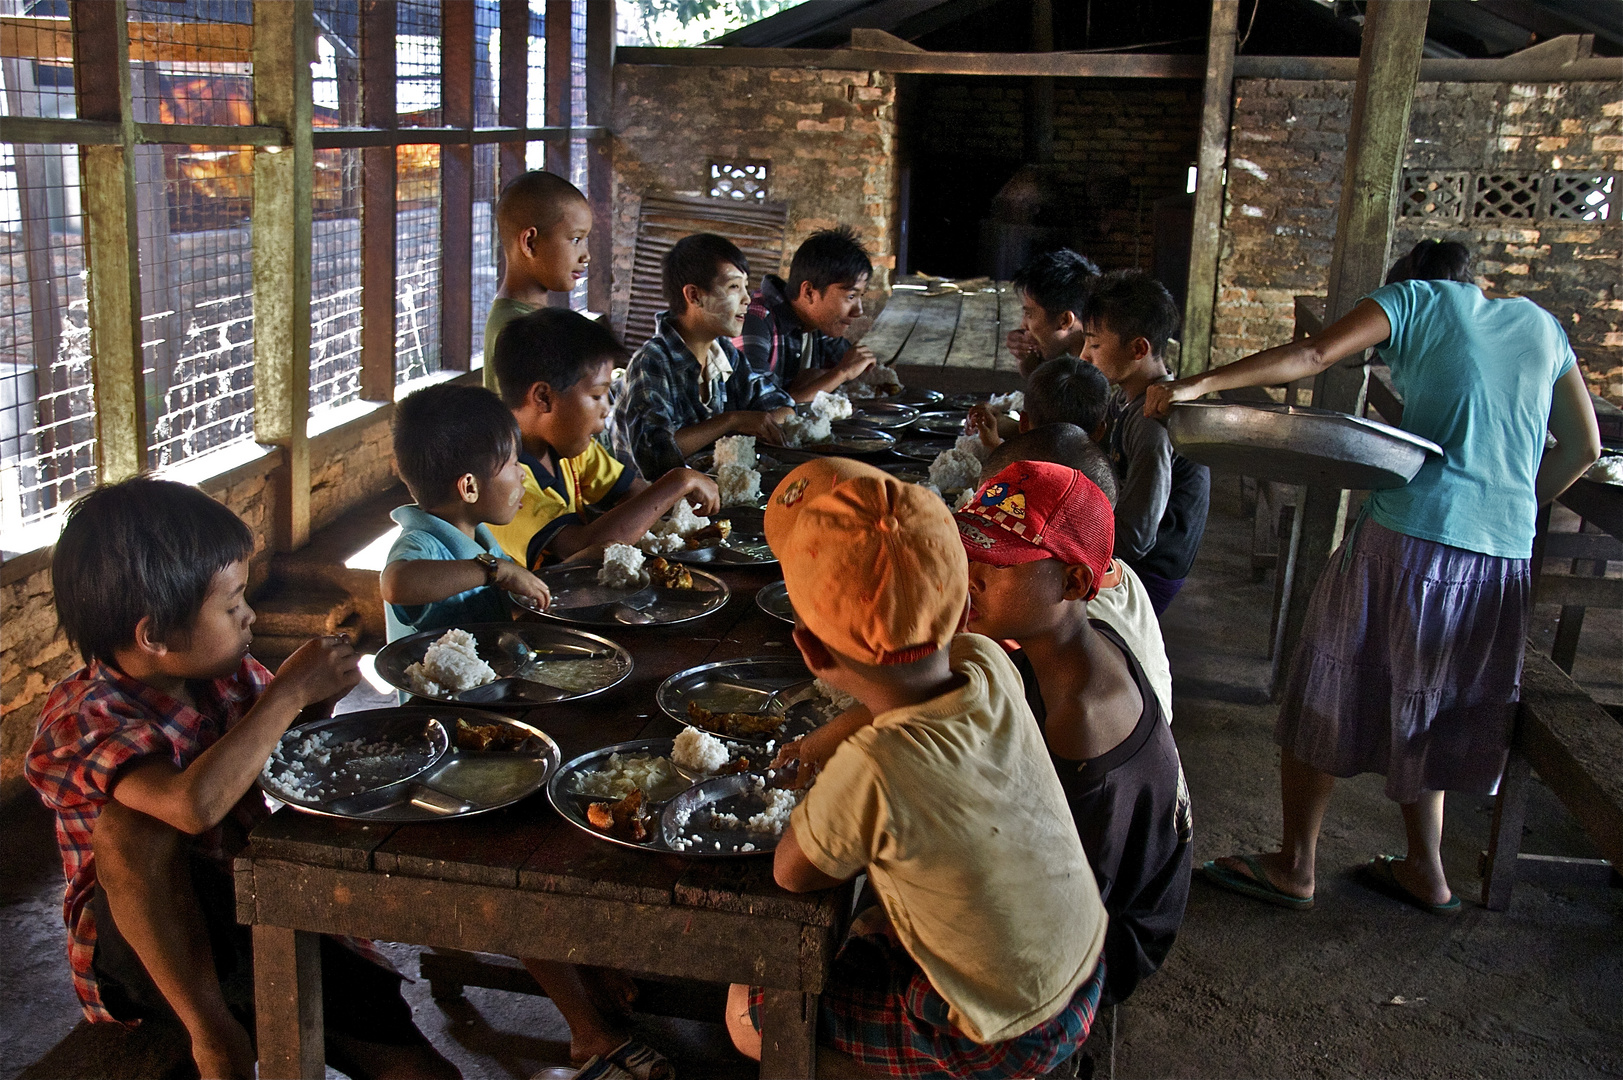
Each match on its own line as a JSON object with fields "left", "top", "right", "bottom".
{"left": 1473, "top": 173, "right": 1542, "bottom": 219}
{"left": 1400, "top": 171, "right": 1467, "bottom": 221}
{"left": 1546, "top": 172, "right": 1616, "bottom": 222}
{"left": 709, "top": 160, "right": 769, "bottom": 202}
{"left": 1399, "top": 170, "right": 1616, "bottom": 224}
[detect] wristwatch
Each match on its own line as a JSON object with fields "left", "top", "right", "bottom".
{"left": 474, "top": 552, "right": 501, "bottom": 582}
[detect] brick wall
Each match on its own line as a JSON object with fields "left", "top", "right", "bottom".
{"left": 904, "top": 77, "right": 1203, "bottom": 271}
{"left": 1214, "top": 78, "right": 1622, "bottom": 404}
{"left": 609, "top": 64, "right": 898, "bottom": 343}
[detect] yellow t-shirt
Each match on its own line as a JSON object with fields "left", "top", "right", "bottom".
{"left": 791, "top": 634, "right": 1107, "bottom": 1044}
{"left": 488, "top": 441, "right": 633, "bottom": 569}
{"left": 483, "top": 297, "right": 541, "bottom": 392}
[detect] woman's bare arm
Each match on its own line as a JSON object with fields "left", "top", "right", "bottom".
{"left": 1538, "top": 366, "right": 1602, "bottom": 505}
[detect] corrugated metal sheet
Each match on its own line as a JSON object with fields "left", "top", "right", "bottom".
{"left": 623, "top": 193, "right": 790, "bottom": 349}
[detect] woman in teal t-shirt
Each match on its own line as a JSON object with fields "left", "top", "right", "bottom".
{"left": 1147, "top": 241, "right": 1601, "bottom": 915}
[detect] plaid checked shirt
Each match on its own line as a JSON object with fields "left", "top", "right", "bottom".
{"left": 609, "top": 310, "right": 793, "bottom": 479}
{"left": 26, "top": 657, "right": 274, "bottom": 1023}
{"left": 735, "top": 274, "right": 852, "bottom": 386}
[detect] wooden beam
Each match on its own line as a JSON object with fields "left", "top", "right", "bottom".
{"left": 585, "top": 0, "right": 614, "bottom": 316}
{"left": 1274, "top": 0, "right": 1430, "bottom": 683}
{"left": 440, "top": 0, "right": 475, "bottom": 371}
{"left": 359, "top": 1, "right": 397, "bottom": 403}
{"left": 545, "top": 0, "right": 572, "bottom": 180}
{"left": 0, "top": 116, "right": 119, "bottom": 143}
{"left": 308, "top": 125, "right": 597, "bottom": 149}
{"left": 614, "top": 44, "right": 1204, "bottom": 78}
{"left": 252, "top": 0, "right": 315, "bottom": 552}
{"left": 1180, "top": 0, "right": 1239, "bottom": 378}
{"left": 498, "top": 0, "right": 530, "bottom": 192}
{"left": 72, "top": 0, "right": 145, "bottom": 483}
{"left": 1233, "top": 35, "right": 1619, "bottom": 81}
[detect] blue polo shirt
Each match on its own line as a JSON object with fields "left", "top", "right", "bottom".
{"left": 384, "top": 505, "right": 514, "bottom": 641}
{"left": 1364, "top": 280, "right": 1576, "bottom": 560}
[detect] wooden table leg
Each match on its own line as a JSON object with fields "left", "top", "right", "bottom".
{"left": 758, "top": 988, "right": 818, "bottom": 1079}
{"left": 1482, "top": 734, "right": 1532, "bottom": 912}
{"left": 252, "top": 925, "right": 324, "bottom": 1080}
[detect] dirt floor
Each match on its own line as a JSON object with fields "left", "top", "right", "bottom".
{"left": 3, "top": 473, "right": 1619, "bottom": 1080}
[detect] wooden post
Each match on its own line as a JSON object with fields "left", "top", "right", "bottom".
{"left": 1180, "top": 0, "right": 1239, "bottom": 378}
{"left": 359, "top": 1, "right": 397, "bottom": 402}
{"left": 1273, "top": 0, "right": 1429, "bottom": 685}
{"left": 252, "top": 925, "right": 325, "bottom": 1080}
{"left": 544, "top": 0, "right": 573, "bottom": 308}
{"left": 758, "top": 989, "right": 818, "bottom": 1079}
{"left": 71, "top": 0, "right": 146, "bottom": 482}
{"left": 440, "top": 0, "right": 474, "bottom": 371}
{"left": 252, "top": 0, "right": 315, "bottom": 552}
{"left": 584, "top": 0, "right": 614, "bottom": 317}
{"left": 498, "top": 0, "right": 530, "bottom": 190}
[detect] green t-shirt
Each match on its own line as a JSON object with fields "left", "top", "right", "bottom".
{"left": 482, "top": 297, "right": 541, "bottom": 393}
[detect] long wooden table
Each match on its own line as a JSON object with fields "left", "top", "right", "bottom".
{"left": 235, "top": 562, "right": 849, "bottom": 1079}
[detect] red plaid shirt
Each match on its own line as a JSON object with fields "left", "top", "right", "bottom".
{"left": 26, "top": 657, "right": 274, "bottom": 1023}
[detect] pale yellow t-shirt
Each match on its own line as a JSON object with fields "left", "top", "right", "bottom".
{"left": 791, "top": 634, "right": 1107, "bottom": 1045}
{"left": 1088, "top": 560, "right": 1174, "bottom": 723}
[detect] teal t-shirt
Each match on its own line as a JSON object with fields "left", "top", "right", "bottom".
{"left": 383, "top": 504, "right": 514, "bottom": 641}
{"left": 1364, "top": 280, "right": 1576, "bottom": 559}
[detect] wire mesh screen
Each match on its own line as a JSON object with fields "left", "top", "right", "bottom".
{"left": 311, "top": 147, "right": 364, "bottom": 412}
{"left": 0, "top": 141, "right": 94, "bottom": 545}
{"left": 126, "top": 0, "right": 255, "bottom": 128}
{"left": 313, "top": 0, "right": 362, "bottom": 128}
{"left": 527, "top": 0, "right": 547, "bottom": 131}
{"left": 396, "top": 143, "right": 442, "bottom": 382}
{"left": 470, "top": 142, "right": 500, "bottom": 363}
{"left": 475, "top": 0, "right": 500, "bottom": 127}
{"left": 0, "top": 13, "right": 77, "bottom": 123}
{"left": 139, "top": 142, "right": 257, "bottom": 470}
{"left": 397, "top": 0, "right": 442, "bottom": 127}
{"left": 568, "top": 0, "right": 587, "bottom": 309}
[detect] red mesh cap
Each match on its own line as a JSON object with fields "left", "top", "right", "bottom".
{"left": 954, "top": 460, "right": 1115, "bottom": 599}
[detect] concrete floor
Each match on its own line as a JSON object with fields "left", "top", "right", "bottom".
{"left": 3, "top": 474, "right": 1619, "bottom": 1080}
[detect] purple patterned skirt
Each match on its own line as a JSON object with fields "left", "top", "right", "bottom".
{"left": 1277, "top": 519, "right": 1531, "bottom": 802}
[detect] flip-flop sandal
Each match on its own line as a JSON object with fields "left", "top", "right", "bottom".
{"left": 603, "top": 1039, "right": 676, "bottom": 1080}
{"left": 1357, "top": 855, "right": 1462, "bottom": 915}
{"left": 1201, "top": 855, "right": 1314, "bottom": 910}
{"left": 562, "top": 1059, "right": 633, "bottom": 1080}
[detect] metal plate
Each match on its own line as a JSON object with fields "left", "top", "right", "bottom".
{"left": 657, "top": 656, "right": 840, "bottom": 741}
{"left": 848, "top": 402, "right": 920, "bottom": 430}
{"left": 844, "top": 385, "right": 943, "bottom": 407}
{"left": 1168, "top": 401, "right": 1443, "bottom": 490}
{"left": 944, "top": 393, "right": 985, "bottom": 410}
{"left": 790, "top": 421, "right": 898, "bottom": 455}
{"left": 893, "top": 437, "right": 954, "bottom": 462}
{"left": 755, "top": 580, "right": 795, "bottom": 624}
{"left": 514, "top": 564, "right": 730, "bottom": 627}
{"left": 262, "top": 707, "right": 559, "bottom": 822}
{"left": 663, "top": 506, "right": 777, "bottom": 567}
{"left": 661, "top": 774, "right": 803, "bottom": 857}
{"left": 374, "top": 623, "right": 633, "bottom": 706}
{"left": 873, "top": 459, "right": 932, "bottom": 486}
{"left": 910, "top": 411, "right": 969, "bottom": 437}
{"left": 687, "top": 448, "right": 795, "bottom": 491}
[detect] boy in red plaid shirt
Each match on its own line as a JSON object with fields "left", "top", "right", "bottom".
{"left": 26, "top": 478, "right": 457, "bottom": 1080}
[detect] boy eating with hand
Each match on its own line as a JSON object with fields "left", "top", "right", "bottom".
{"left": 1003, "top": 249, "right": 1101, "bottom": 378}
{"left": 1082, "top": 270, "right": 1211, "bottom": 616}
{"left": 610, "top": 233, "right": 795, "bottom": 480}
{"left": 490, "top": 307, "right": 719, "bottom": 569}
{"left": 957, "top": 460, "right": 1192, "bottom": 1006}
{"left": 737, "top": 225, "right": 878, "bottom": 402}
{"left": 968, "top": 354, "right": 1111, "bottom": 453}
{"left": 381, "top": 383, "right": 551, "bottom": 641}
{"left": 482, "top": 169, "right": 592, "bottom": 389}
{"left": 726, "top": 457, "right": 1108, "bottom": 1079}
{"left": 28, "top": 478, "right": 457, "bottom": 1080}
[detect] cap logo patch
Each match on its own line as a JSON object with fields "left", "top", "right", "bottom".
{"left": 777, "top": 478, "right": 808, "bottom": 507}
{"left": 957, "top": 521, "right": 996, "bottom": 549}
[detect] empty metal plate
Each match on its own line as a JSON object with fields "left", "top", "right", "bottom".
{"left": 515, "top": 564, "right": 730, "bottom": 627}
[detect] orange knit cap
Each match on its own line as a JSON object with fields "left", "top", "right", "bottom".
{"left": 764, "top": 457, "right": 968, "bottom": 666}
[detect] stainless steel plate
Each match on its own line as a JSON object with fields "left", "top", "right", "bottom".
{"left": 374, "top": 623, "right": 633, "bottom": 705}
{"left": 1168, "top": 401, "right": 1443, "bottom": 490}
{"left": 944, "top": 393, "right": 985, "bottom": 410}
{"left": 910, "top": 411, "right": 969, "bottom": 437}
{"left": 262, "top": 707, "right": 559, "bottom": 822}
{"left": 661, "top": 774, "right": 802, "bottom": 858}
{"left": 657, "top": 656, "right": 839, "bottom": 741}
{"left": 664, "top": 506, "right": 777, "bottom": 567}
{"left": 893, "top": 437, "right": 954, "bottom": 462}
{"left": 848, "top": 402, "right": 920, "bottom": 430}
{"left": 874, "top": 460, "right": 932, "bottom": 485}
{"left": 515, "top": 564, "right": 730, "bottom": 627}
{"left": 755, "top": 580, "right": 795, "bottom": 624}
{"left": 793, "top": 422, "right": 898, "bottom": 455}
{"left": 688, "top": 447, "right": 794, "bottom": 485}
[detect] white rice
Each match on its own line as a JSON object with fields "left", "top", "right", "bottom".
{"left": 598, "top": 543, "right": 648, "bottom": 589}
{"left": 267, "top": 729, "right": 436, "bottom": 803}
{"left": 636, "top": 530, "right": 686, "bottom": 555}
{"left": 745, "top": 787, "right": 800, "bottom": 835}
{"left": 717, "top": 465, "right": 762, "bottom": 507}
{"left": 714, "top": 435, "right": 758, "bottom": 470}
{"left": 810, "top": 390, "right": 853, "bottom": 421}
{"left": 404, "top": 628, "right": 496, "bottom": 695}
{"left": 571, "top": 752, "right": 679, "bottom": 799}
{"left": 987, "top": 390, "right": 1025, "bottom": 416}
{"left": 812, "top": 676, "right": 860, "bottom": 715}
{"left": 953, "top": 487, "right": 977, "bottom": 511}
{"left": 928, "top": 446, "right": 983, "bottom": 494}
{"left": 781, "top": 413, "right": 832, "bottom": 448}
{"left": 954, "top": 433, "right": 992, "bottom": 462}
{"left": 672, "top": 725, "right": 731, "bottom": 773}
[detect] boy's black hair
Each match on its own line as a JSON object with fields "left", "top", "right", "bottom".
{"left": 392, "top": 383, "right": 521, "bottom": 507}
{"left": 1081, "top": 270, "right": 1181, "bottom": 357}
{"left": 663, "top": 233, "right": 749, "bottom": 313}
{"left": 493, "top": 307, "right": 627, "bottom": 408}
{"left": 52, "top": 477, "right": 255, "bottom": 665}
{"left": 1385, "top": 239, "right": 1471, "bottom": 285}
{"left": 495, "top": 169, "right": 587, "bottom": 244}
{"left": 1011, "top": 249, "right": 1101, "bottom": 320}
{"left": 785, "top": 225, "right": 873, "bottom": 298}
{"left": 983, "top": 423, "right": 1118, "bottom": 506}
{"left": 1024, "top": 357, "right": 1112, "bottom": 433}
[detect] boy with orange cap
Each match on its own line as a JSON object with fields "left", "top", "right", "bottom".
{"left": 725, "top": 457, "right": 1107, "bottom": 1078}
{"left": 957, "top": 460, "right": 1192, "bottom": 1007}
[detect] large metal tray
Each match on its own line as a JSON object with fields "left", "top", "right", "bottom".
{"left": 755, "top": 580, "right": 795, "bottom": 624}
{"left": 262, "top": 707, "right": 559, "bottom": 822}
{"left": 787, "top": 421, "right": 897, "bottom": 456}
{"left": 656, "top": 656, "right": 836, "bottom": 741}
{"left": 375, "top": 623, "right": 632, "bottom": 705}
{"left": 844, "top": 385, "right": 943, "bottom": 407}
{"left": 1168, "top": 401, "right": 1443, "bottom": 490}
{"left": 514, "top": 564, "right": 730, "bottom": 627}
{"left": 663, "top": 506, "right": 776, "bottom": 567}
{"left": 847, "top": 402, "right": 920, "bottom": 430}
{"left": 661, "top": 774, "right": 802, "bottom": 857}
{"left": 892, "top": 437, "right": 954, "bottom": 462}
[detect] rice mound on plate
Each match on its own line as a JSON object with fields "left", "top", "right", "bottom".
{"left": 780, "top": 413, "right": 832, "bottom": 448}
{"left": 810, "top": 390, "right": 853, "bottom": 421}
{"left": 849, "top": 362, "right": 901, "bottom": 397}
{"left": 713, "top": 435, "right": 757, "bottom": 470}
{"left": 599, "top": 543, "right": 649, "bottom": 589}
{"left": 672, "top": 725, "right": 730, "bottom": 773}
{"left": 987, "top": 390, "right": 1025, "bottom": 416}
{"left": 404, "top": 628, "right": 497, "bottom": 696}
{"left": 1586, "top": 454, "right": 1623, "bottom": 485}
{"left": 928, "top": 446, "right": 983, "bottom": 494}
{"left": 717, "top": 464, "right": 761, "bottom": 507}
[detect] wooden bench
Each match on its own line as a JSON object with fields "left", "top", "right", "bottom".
{"left": 1482, "top": 649, "right": 1623, "bottom": 909}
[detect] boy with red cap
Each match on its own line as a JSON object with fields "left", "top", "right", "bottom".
{"left": 725, "top": 458, "right": 1108, "bottom": 1079}
{"left": 957, "top": 460, "right": 1192, "bottom": 1008}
